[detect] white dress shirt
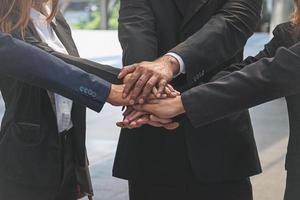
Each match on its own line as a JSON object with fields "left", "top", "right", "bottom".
{"left": 31, "top": 7, "right": 73, "bottom": 133}
{"left": 166, "top": 52, "right": 186, "bottom": 77}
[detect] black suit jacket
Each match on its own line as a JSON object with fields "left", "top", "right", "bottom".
{"left": 181, "top": 22, "right": 300, "bottom": 199}
{"left": 0, "top": 13, "right": 120, "bottom": 199}
{"left": 114, "top": 0, "right": 262, "bottom": 182}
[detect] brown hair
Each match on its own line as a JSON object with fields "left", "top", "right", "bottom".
{"left": 292, "top": 0, "right": 300, "bottom": 26}
{"left": 0, "top": 0, "right": 59, "bottom": 37}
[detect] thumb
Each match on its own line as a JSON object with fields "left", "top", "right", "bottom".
{"left": 118, "top": 65, "right": 136, "bottom": 79}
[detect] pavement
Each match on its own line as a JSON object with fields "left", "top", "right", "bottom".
{"left": 0, "top": 31, "right": 290, "bottom": 200}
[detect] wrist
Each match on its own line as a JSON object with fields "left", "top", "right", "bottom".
{"left": 107, "top": 84, "right": 115, "bottom": 104}
{"left": 162, "top": 55, "right": 180, "bottom": 76}
{"left": 175, "top": 96, "right": 185, "bottom": 116}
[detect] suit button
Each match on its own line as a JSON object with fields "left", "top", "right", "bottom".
{"left": 87, "top": 89, "right": 93, "bottom": 96}
{"left": 79, "top": 86, "right": 85, "bottom": 92}
{"left": 200, "top": 70, "right": 205, "bottom": 77}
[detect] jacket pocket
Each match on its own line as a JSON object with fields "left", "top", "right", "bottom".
{"left": 13, "top": 122, "right": 43, "bottom": 146}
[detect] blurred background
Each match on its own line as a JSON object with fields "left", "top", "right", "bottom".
{"left": 59, "top": 0, "right": 291, "bottom": 32}
{"left": 0, "top": 0, "right": 297, "bottom": 199}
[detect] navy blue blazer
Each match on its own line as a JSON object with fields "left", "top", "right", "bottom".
{"left": 0, "top": 32, "right": 110, "bottom": 112}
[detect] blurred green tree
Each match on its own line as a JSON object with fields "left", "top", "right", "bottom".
{"left": 62, "top": 0, "right": 120, "bottom": 30}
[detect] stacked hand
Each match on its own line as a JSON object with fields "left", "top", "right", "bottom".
{"left": 107, "top": 55, "right": 186, "bottom": 130}
{"left": 117, "top": 86, "right": 182, "bottom": 130}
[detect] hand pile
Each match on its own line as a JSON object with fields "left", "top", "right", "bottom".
{"left": 108, "top": 56, "right": 186, "bottom": 130}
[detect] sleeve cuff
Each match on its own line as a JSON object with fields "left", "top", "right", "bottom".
{"left": 166, "top": 52, "right": 186, "bottom": 78}
{"left": 78, "top": 76, "right": 112, "bottom": 113}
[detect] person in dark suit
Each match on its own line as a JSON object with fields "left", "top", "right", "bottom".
{"left": 114, "top": 0, "right": 262, "bottom": 199}
{"left": 131, "top": 2, "right": 300, "bottom": 199}
{"left": 0, "top": 0, "right": 131, "bottom": 199}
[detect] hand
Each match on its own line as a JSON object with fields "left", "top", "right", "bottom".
{"left": 133, "top": 96, "right": 185, "bottom": 119}
{"left": 124, "top": 74, "right": 179, "bottom": 103}
{"left": 107, "top": 84, "right": 130, "bottom": 106}
{"left": 117, "top": 108, "right": 179, "bottom": 130}
{"left": 124, "top": 73, "right": 180, "bottom": 104}
{"left": 118, "top": 55, "right": 180, "bottom": 104}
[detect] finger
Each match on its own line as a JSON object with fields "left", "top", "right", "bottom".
{"left": 122, "top": 107, "right": 135, "bottom": 125}
{"left": 149, "top": 115, "right": 172, "bottom": 124}
{"left": 123, "top": 70, "right": 142, "bottom": 98}
{"left": 118, "top": 65, "right": 136, "bottom": 79}
{"left": 164, "top": 122, "right": 180, "bottom": 130}
{"left": 127, "top": 121, "right": 139, "bottom": 129}
{"left": 164, "top": 86, "right": 172, "bottom": 96}
{"left": 157, "top": 79, "right": 167, "bottom": 97}
{"left": 167, "top": 84, "right": 175, "bottom": 92}
{"left": 129, "top": 116, "right": 150, "bottom": 128}
{"left": 122, "top": 106, "right": 134, "bottom": 116}
{"left": 136, "top": 116, "right": 150, "bottom": 125}
{"left": 126, "top": 111, "right": 147, "bottom": 122}
{"left": 123, "top": 111, "right": 138, "bottom": 125}
{"left": 116, "top": 121, "right": 126, "bottom": 128}
{"left": 148, "top": 93, "right": 158, "bottom": 100}
{"left": 123, "top": 73, "right": 133, "bottom": 84}
{"left": 152, "top": 87, "right": 158, "bottom": 96}
{"left": 164, "top": 87, "right": 176, "bottom": 98}
{"left": 167, "top": 84, "right": 180, "bottom": 95}
{"left": 130, "top": 73, "right": 152, "bottom": 103}
{"left": 147, "top": 120, "right": 165, "bottom": 128}
{"left": 165, "top": 85, "right": 177, "bottom": 97}
{"left": 138, "top": 75, "right": 159, "bottom": 104}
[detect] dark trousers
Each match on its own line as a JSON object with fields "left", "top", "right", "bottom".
{"left": 284, "top": 170, "right": 300, "bottom": 200}
{"left": 0, "top": 132, "right": 76, "bottom": 200}
{"left": 129, "top": 178, "right": 253, "bottom": 200}
{"left": 55, "top": 131, "right": 77, "bottom": 200}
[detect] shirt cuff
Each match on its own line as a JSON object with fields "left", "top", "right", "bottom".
{"left": 166, "top": 52, "right": 186, "bottom": 78}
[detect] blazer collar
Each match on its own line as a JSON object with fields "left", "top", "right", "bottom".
{"left": 30, "top": 6, "right": 57, "bottom": 26}
{"left": 182, "top": 0, "right": 209, "bottom": 27}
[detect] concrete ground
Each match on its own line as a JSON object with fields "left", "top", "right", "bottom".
{"left": 0, "top": 31, "right": 290, "bottom": 200}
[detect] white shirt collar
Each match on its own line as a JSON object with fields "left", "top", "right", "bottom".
{"left": 30, "top": 5, "right": 57, "bottom": 25}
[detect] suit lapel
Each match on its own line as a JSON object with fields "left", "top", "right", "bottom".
{"left": 52, "top": 13, "right": 80, "bottom": 57}
{"left": 182, "top": 0, "right": 209, "bottom": 27}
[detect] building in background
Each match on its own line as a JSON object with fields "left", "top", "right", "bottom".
{"left": 60, "top": 0, "right": 294, "bottom": 32}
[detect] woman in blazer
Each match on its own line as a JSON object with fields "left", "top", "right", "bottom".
{"left": 129, "top": 0, "right": 300, "bottom": 199}
{"left": 0, "top": 0, "right": 127, "bottom": 199}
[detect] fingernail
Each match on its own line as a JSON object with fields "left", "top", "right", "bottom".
{"left": 123, "top": 93, "right": 127, "bottom": 98}
{"left": 156, "top": 93, "right": 161, "bottom": 98}
{"left": 139, "top": 99, "right": 144, "bottom": 104}
{"left": 129, "top": 100, "right": 135, "bottom": 105}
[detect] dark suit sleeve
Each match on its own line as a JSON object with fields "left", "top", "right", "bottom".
{"left": 211, "top": 24, "right": 288, "bottom": 82}
{"left": 22, "top": 33, "right": 122, "bottom": 85}
{"left": 170, "top": 0, "right": 262, "bottom": 85}
{"left": 118, "top": 0, "right": 158, "bottom": 65}
{"left": 181, "top": 42, "right": 300, "bottom": 128}
{"left": 225, "top": 24, "right": 290, "bottom": 73}
{"left": 0, "top": 32, "right": 110, "bottom": 112}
